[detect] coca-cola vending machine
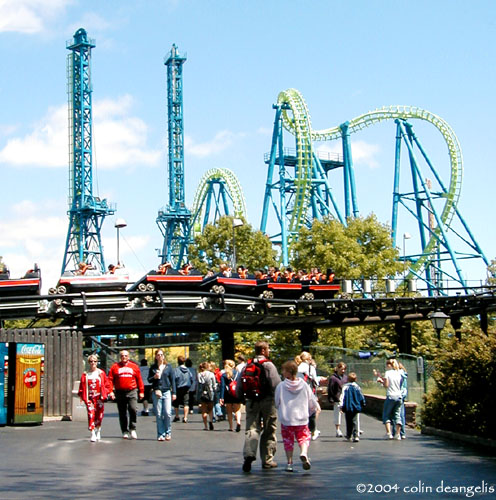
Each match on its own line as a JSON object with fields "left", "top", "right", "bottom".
{"left": 0, "top": 343, "right": 7, "bottom": 425}
{"left": 7, "top": 342, "right": 44, "bottom": 425}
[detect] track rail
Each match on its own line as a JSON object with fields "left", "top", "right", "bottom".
{"left": 277, "top": 89, "right": 463, "bottom": 277}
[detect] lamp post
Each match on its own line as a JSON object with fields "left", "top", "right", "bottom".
{"left": 115, "top": 218, "right": 127, "bottom": 266}
{"left": 232, "top": 218, "right": 244, "bottom": 270}
{"left": 429, "top": 310, "right": 449, "bottom": 343}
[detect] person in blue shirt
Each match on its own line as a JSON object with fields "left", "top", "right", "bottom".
{"left": 339, "top": 372, "right": 366, "bottom": 442}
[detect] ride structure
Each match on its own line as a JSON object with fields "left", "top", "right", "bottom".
{"left": 261, "top": 88, "right": 489, "bottom": 294}
{"left": 190, "top": 168, "right": 247, "bottom": 236}
{"left": 156, "top": 45, "right": 192, "bottom": 268}
{"left": 61, "top": 28, "right": 114, "bottom": 275}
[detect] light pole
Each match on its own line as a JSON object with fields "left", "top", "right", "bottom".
{"left": 115, "top": 218, "right": 127, "bottom": 266}
{"left": 232, "top": 218, "right": 244, "bottom": 270}
{"left": 429, "top": 310, "right": 449, "bottom": 343}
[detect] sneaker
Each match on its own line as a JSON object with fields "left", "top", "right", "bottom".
{"left": 311, "top": 429, "right": 321, "bottom": 441}
{"left": 90, "top": 430, "right": 97, "bottom": 442}
{"left": 209, "top": 421, "right": 214, "bottom": 431}
{"left": 130, "top": 430, "right": 138, "bottom": 440}
{"left": 95, "top": 429, "right": 101, "bottom": 441}
{"left": 336, "top": 429, "right": 343, "bottom": 437}
{"left": 352, "top": 437, "right": 360, "bottom": 442}
{"left": 122, "top": 432, "right": 130, "bottom": 439}
{"left": 285, "top": 463, "right": 294, "bottom": 473}
{"left": 157, "top": 435, "right": 165, "bottom": 441}
{"left": 236, "top": 423, "right": 241, "bottom": 433}
{"left": 173, "top": 416, "right": 180, "bottom": 422}
{"left": 394, "top": 434, "right": 401, "bottom": 440}
{"left": 385, "top": 433, "right": 393, "bottom": 440}
{"left": 300, "top": 455, "right": 311, "bottom": 470}
{"left": 141, "top": 410, "right": 149, "bottom": 416}
{"left": 242, "top": 456, "right": 255, "bottom": 473}
{"left": 182, "top": 418, "right": 188, "bottom": 423}
{"left": 401, "top": 435, "right": 406, "bottom": 439}
{"left": 262, "top": 461, "right": 278, "bottom": 469}
{"left": 165, "top": 434, "right": 171, "bottom": 441}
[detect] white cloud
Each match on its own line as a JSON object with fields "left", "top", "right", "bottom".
{"left": 316, "top": 140, "right": 381, "bottom": 169}
{"left": 184, "top": 130, "right": 244, "bottom": 158}
{"left": 0, "top": 95, "right": 162, "bottom": 169}
{"left": 0, "top": 0, "right": 72, "bottom": 34}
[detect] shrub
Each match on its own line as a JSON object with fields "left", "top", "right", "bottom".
{"left": 422, "top": 332, "right": 496, "bottom": 439}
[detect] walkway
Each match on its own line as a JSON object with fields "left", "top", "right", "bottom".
{"left": 0, "top": 408, "right": 494, "bottom": 499}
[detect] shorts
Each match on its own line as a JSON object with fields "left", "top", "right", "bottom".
{"left": 172, "top": 386, "right": 190, "bottom": 408}
{"left": 280, "top": 424, "right": 311, "bottom": 452}
{"left": 199, "top": 401, "right": 214, "bottom": 414}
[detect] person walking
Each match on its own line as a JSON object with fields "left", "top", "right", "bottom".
{"left": 172, "top": 355, "right": 193, "bottom": 423}
{"left": 296, "top": 351, "right": 321, "bottom": 440}
{"left": 328, "top": 362, "right": 347, "bottom": 437}
{"left": 185, "top": 358, "right": 197, "bottom": 415}
{"left": 237, "top": 340, "right": 281, "bottom": 473}
{"left": 275, "top": 360, "right": 316, "bottom": 472}
{"left": 108, "top": 350, "right": 145, "bottom": 439}
{"left": 78, "top": 354, "right": 109, "bottom": 442}
{"left": 197, "top": 361, "right": 217, "bottom": 430}
{"left": 339, "top": 372, "right": 366, "bottom": 442}
{"left": 219, "top": 359, "right": 242, "bottom": 432}
{"left": 375, "top": 359, "right": 404, "bottom": 440}
{"left": 139, "top": 358, "right": 152, "bottom": 416}
{"left": 148, "top": 349, "right": 176, "bottom": 441}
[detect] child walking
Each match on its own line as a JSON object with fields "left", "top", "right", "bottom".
{"left": 339, "top": 372, "right": 366, "bottom": 442}
{"left": 275, "top": 360, "right": 317, "bottom": 472}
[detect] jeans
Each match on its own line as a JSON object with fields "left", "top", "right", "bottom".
{"left": 153, "top": 390, "right": 172, "bottom": 438}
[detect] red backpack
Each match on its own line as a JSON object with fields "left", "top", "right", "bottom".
{"left": 241, "top": 358, "right": 269, "bottom": 400}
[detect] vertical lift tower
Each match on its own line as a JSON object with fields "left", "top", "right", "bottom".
{"left": 61, "top": 28, "right": 114, "bottom": 274}
{"left": 156, "top": 45, "right": 191, "bottom": 267}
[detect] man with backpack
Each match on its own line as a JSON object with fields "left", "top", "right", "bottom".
{"left": 237, "top": 341, "right": 281, "bottom": 473}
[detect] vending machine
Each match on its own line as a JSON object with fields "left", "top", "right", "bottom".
{"left": 7, "top": 342, "right": 44, "bottom": 424}
{"left": 0, "top": 343, "right": 8, "bottom": 425}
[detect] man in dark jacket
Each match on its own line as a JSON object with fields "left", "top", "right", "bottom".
{"left": 328, "top": 362, "right": 347, "bottom": 437}
{"left": 172, "top": 355, "right": 193, "bottom": 423}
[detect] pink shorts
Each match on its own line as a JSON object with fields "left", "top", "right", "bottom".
{"left": 281, "top": 424, "right": 311, "bottom": 452}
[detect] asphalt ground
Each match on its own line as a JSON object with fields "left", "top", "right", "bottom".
{"left": 0, "top": 406, "right": 495, "bottom": 500}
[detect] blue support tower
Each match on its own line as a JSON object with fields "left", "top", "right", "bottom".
{"left": 61, "top": 28, "right": 114, "bottom": 275}
{"left": 156, "top": 44, "right": 191, "bottom": 267}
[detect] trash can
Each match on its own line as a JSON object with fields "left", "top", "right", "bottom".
{"left": 72, "top": 381, "right": 88, "bottom": 422}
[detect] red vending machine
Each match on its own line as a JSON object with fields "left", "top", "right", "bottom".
{"left": 7, "top": 342, "right": 44, "bottom": 424}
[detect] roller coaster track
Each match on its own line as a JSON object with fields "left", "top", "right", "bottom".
{"left": 277, "top": 88, "right": 463, "bottom": 277}
{"left": 191, "top": 168, "right": 247, "bottom": 231}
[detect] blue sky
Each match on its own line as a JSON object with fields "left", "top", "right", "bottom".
{"left": 0, "top": 0, "right": 494, "bottom": 291}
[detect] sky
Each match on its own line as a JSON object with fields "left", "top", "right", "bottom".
{"left": 0, "top": 0, "right": 495, "bottom": 292}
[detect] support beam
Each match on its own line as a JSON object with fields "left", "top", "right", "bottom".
{"left": 299, "top": 327, "right": 317, "bottom": 350}
{"left": 395, "top": 321, "right": 412, "bottom": 354}
{"left": 450, "top": 316, "right": 463, "bottom": 340}
{"left": 219, "top": 330, "right": 235, "bottom": 361}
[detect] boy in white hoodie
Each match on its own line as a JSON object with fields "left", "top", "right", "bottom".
{"left": 275, "top": 360, "right": 317, "bottom": 472}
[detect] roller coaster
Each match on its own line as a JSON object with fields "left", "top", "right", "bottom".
{"left": 261, "top": 89, "right": 488, "bottom": 294}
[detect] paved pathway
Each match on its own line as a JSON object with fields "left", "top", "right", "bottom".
{"left": 0, "top": 408, "right": 495, "bottom": 499}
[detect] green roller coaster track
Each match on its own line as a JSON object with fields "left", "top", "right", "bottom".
{"left": 191, "top": 167, "right": 247, "bottom": 234}
{"left": 276, "top": 88, "right": 466, "bottom": 280}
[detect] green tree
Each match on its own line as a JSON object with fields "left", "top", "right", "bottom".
{"left": 188, "top": 216, "right": 277, "bottom": 274}
{"left": 291, "top": 214, "right": 403, "bottom": 280}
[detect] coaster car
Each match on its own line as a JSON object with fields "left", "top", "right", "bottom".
{"left": 0, "top": 265, "right": 41, "bottom": 296}
{"left": 49, "top": 268, "right": 130, "bottom": 295}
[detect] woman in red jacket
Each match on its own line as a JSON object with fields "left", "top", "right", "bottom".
{"left": 78, "top": 354, "right": 109, "bottom": 442}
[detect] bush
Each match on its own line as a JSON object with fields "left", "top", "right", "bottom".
{"left": 422, "top": 332, "right": 496, "bottom": 439}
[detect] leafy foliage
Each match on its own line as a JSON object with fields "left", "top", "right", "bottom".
{"left": 422, "top": 332, "right": 496, "bottom": 439}
{"left": 188, "top": 216, "right": 277, "bottom": 274}
{"left": 291, "top": 214, "right": 403, "bottom": 279}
